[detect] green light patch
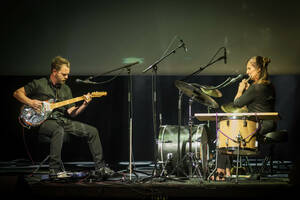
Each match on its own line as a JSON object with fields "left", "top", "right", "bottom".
{"left": 123, "top": 57, "right": 144, "bottom": 64}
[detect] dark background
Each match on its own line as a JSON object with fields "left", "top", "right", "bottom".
{"left": 1, "top": 0, "right": 300, "bottom": 166}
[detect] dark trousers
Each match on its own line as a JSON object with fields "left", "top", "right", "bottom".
{"left": 38, "top": 119, "right": 103, "bottom": 170}
{"left": 217, "top": 152, "right": 232, "bottom": 169}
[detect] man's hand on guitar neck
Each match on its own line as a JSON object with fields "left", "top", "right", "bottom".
{"left": 83, "top": 93, "right": 92, "bottom": 106}
{"left": 67, "top": 93, "right": 93, "bottom": 117}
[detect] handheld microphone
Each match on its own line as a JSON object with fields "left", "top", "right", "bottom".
{"left": 219, "top": 74, "right": 246, "bottom": 89}
{"left": 229, "top": 74, "right": 247, "bottom": 84}
{"left": 224, "top": 48, "right": 227, "bottom": 64}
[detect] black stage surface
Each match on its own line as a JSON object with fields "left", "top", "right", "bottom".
{"left": 0, "top": 159, "right": 297, "bottom": 200}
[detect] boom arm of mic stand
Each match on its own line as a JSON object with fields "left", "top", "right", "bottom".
{"left": 142, "top": 43, "right": 183, "bottom": 73}
{"left": 88, "top": 61, "right": 140, "bottom": 82}
{"left": 181, "top": 56, "right": 225, "bottom": 82}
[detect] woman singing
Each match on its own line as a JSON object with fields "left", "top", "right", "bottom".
{"left": 215, "top": 56, "right": 276, "bottom": 181}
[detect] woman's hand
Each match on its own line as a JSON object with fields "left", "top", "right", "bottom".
{"left": 238, "top": 79, "right": 250, "bottom": 93}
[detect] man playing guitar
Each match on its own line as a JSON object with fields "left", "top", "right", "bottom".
{"left": 13, "top": 56, "right": 113, "bottom": 179}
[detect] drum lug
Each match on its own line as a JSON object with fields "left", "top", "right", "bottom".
{"left": 243, "top": 120, "right": 247, "bottom": 127}
{"left": 226, "top": 120, "right": 230, "bottom": 127}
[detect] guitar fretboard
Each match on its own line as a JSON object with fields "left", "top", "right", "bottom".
{"left": 49, "top": 92, "right": 107, "bottom": 110}
{"left": 50, "top": 96, "right": 85, "bottom": 110}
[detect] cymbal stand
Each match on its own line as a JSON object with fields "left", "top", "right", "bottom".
{"left": 181, "top": 98, "right": 203, "bottom": 181}
{"left": 169, "top": 91, "right": 188, "bottom": 177}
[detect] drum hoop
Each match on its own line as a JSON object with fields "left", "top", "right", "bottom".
{"left": 220, "top": 116, "right": 257, "bottom": 121}
{"left": 216, "top": 112, "right": 261, "bottom": 142}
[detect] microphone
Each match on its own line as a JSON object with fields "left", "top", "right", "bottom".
{"left": 179, "top": 39, "right": 188, "bottom": 53}
{"left": 228, "top": 74, "right": 247, "bottom": 84}
{"left": 224, "top": 47, "right": 227, "bottom": 64}
{"left": 75, "top": 78, "right": 97, "bottom": 84}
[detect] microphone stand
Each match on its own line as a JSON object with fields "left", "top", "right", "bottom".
{"left": 142, "top": 43, "right": 185, "bottom": 182}
{"left": 77, "top": 62, "right": 141, "bottom": 181}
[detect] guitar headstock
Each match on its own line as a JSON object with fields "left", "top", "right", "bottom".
{"left": 91, "top": 91, "right": 107, "bottom": 98}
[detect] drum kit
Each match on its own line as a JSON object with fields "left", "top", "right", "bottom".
{"left": 156, "top": 79, "right": 259, "bottom": 180}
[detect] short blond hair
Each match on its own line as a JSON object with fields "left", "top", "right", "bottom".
{"left": 51, "top": 56, "right": 70, "bottom": 72}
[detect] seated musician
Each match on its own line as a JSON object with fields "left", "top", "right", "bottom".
{"left": 13, "top": 56, "right": 113, "bottom": 179}
{"left": 216, "top": 56, "right": 276, "bottom": 180}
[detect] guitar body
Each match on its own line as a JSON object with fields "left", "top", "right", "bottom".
{"left": 18, "top": 91, "right": 107, "bottom": 129}
{"left": 19, "top": 100, "right": 53, "bottom": 129}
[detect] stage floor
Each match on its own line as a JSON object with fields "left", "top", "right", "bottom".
{"left": 0, "top": 159, "right": 296, "bottom": 199}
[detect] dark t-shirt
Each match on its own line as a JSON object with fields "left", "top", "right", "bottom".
{"left": 24, "top": 77, "right": 75, "bottom": 120}
{"left": 233, "top": 83, "right": 276, "bottom": 135}
{"left": 233, "top": 83, "right": 275, "bottom": 112}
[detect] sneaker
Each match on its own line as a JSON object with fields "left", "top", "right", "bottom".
{"left": 95, "top": 166, "right": 115, "bottom": 178}
{"left": 49, "top": 168, "right": 71, "bottom": 179}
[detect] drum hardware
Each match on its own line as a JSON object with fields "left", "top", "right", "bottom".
{"left": 175, "top": 98, "right": 204, "bottom": 181}
{"left": 234, "top": 132, "right": 246, "bottom": 183}
{"left": 174, "top": 79, "right": 222, "bottom": 180}
{"left": 174, "top": 80, "right": 219, "bottom": 109}
{"left": 243, "top": 119, "right": 247, "bottom": 127}
{"left": 190, "top": 83, "right": 223, "bottom": 98}
{"left": 159, "top": 153, "right": 174, "bottom": 176}
{"left": 157, "top": 124, "right": 209, "bottom": 180}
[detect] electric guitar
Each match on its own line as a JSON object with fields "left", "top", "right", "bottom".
{"left": 18, "top": 91, "right": 107, "bottom": 129}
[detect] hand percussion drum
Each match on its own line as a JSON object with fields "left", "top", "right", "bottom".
{"left": 217, "top": 117, "right": 259, "bottom": 155}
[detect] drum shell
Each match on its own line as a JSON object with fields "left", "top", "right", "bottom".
{"left": 157, "top": 124, "right": 209, "bottom": 172}
{"left": 217, "top": 118, "right": 258, "bottom": 155}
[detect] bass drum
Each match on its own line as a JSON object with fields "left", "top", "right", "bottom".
{"left": 157, "top": 124, "right": 209, "bottom": 176}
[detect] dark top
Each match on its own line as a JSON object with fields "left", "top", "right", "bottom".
{"left": 233, "top": 83, "right": 275, "bottom": 112}
{"left": 233, "top": 83, "right": 276, "bottom": 135}
{"left": 24, "top": 77, "right": 75, "bottom": 121}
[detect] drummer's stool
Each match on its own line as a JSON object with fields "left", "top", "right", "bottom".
{"left": 259, "top": 130, "right": 288, "bottom": 175}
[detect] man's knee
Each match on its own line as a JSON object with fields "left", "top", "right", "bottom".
{"left": 88, "top": 126, "right": 99, "bottom": 137}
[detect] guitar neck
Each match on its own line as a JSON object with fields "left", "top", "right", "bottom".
{"left": 50, "top": 96, "right": 85, "bottom": 110}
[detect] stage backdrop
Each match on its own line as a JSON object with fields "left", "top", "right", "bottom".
{"left": 1, "top": 75, "right": 298, "bottom": 166}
